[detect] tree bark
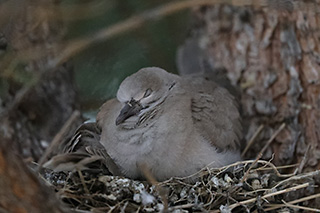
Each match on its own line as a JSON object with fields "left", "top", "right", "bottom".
{"left": 0, "top": 0, "right": 79, "bottom": 211}
{"left": 181, "top": 0, "right": 320, "bottom": 170}
{"left": 0, "top": 137, "right": 67, "bottom": 213}
{"left": 0, "top": 0, "right": 80, "bottom": 161}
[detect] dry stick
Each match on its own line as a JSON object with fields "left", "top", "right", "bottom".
{"left": 2, "top": 1, "right": 224, "bottom": 86}
{"left": 240, "top": 154, "right": 263, "bottom": 185}
{"left": 241, "top": 123, "right": 286, "bottom": 183}
{"left": 77, "top": 169, "right": 90, "bottom": 195}
{"left": 158, "top": 160, "right": 218, "bottom": 183}
{"left": 239, "top": 169, "right": 320, "bottom": 196}
{"left": 264, "top": 193, "right": 320, "bottom": 211}
{"left": 294, "top": 144, "right": 311, "bottom": 175}
{"left": 259, "top": 123, "right": 286, "bottom": 158}
{"left": 4, "top": 0, "right": 308, "bottom": 73}
{"left": 270, "top": 170, "right": 320, "bottom": 191}
{"left": 223, "top": 159, "right": 291, "bottom": 179}
{"left": 37, "top": 110, "right": 81, "bottom": 169}
{"left": 1, "top": 1, "right": 315, "bottom": 113}
{"left": 209, "top": 182, "right": 310, "bottom": 212}
{"left": 50, "top": 0, "right": 280, "bottom": 67}
{"left": 256, "top": 153, "right": 275, "bottom": 170}
{"left": 224, "top": 192, "right": 251, "bottom": 212}
{"left": 282, "top": 200, "right": 320, "bottom": 212}
{"left": 160, "top": 159, "right": 294, "bottom": 189}
{"left": 4, "top": 0, "right": 303, "bottom": 69}
{"left": 253, "top": 163, "right": 298, "bottom": 171}
{"left": 241, "top": 124, "right": 264, "bottom": 157}
{"left": 232, "top": 160, "right": 293, "bottom": 178}
{"left": 170, "top": 204, "right": 196, "bottom": 210}
{"left": 240, "top": 155, "right": 276, "bottom": 190}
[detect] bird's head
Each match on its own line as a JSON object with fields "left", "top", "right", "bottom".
{"left": 115, "top": 67, "right": 177, "bottom": 126}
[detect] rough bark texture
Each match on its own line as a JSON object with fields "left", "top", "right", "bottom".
{"left": 0, "top": 0, "right": 79, "bottom": 211}
{"left": 0, "top": 0, "right": 80, "bottom": 161}
{"left": 186, "top": 1, "right": 320, "bottom": 171}
{"left": 0, "top": 137, "right": 67, "bottom": 213}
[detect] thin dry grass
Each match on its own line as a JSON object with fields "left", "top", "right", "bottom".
{"left": 39, "top": 158, "right": 320, "bottom": 212}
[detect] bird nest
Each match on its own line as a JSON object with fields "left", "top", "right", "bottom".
{"left": 39, "top": 159, "right": 320, "bottom": 212}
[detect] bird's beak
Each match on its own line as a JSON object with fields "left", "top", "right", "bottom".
{"left": 116, "top": 99, "right": 142, "bottom": 125}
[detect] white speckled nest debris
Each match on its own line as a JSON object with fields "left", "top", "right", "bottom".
{"left": 39, "top": 159, "right": 320, "bottom": 212}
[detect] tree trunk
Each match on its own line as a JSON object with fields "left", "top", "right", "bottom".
{"left": 0, "top": 137, "right": 67, "bottom": 213}
{"left": 0, "top": 0, "right": 81, "bottom": 161}
{"left": 0, "top": 0, "right": 79, "bottom": 211}
{"left": 182, "top": 0, "right": 320, "bottom": 171}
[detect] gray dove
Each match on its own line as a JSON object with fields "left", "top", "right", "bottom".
{"left": 97, "top": 67, "right": 242, "bottom": 181}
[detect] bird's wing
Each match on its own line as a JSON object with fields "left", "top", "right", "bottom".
{"left": 44, "top": 122, "right": 121, "bottom": 175}
{"left": 190, "top": 78, "right": 242, "bottom": 151}
{"left": 59, "top": 122, "right": 101, "bottom": 154}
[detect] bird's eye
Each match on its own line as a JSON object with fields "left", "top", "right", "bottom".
{"left": 143, "top": 88, "right": 152, "bottom": 98}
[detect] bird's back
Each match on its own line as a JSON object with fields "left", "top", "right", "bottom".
{"left": 183, "top": 75, "right": 242, "bottom": 151}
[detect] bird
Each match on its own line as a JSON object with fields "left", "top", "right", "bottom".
{"left": 43, "top": 122, "right": 122, "bottom": 176}
{"left": 96, "top": 67, "right": 242, "bottom": 181}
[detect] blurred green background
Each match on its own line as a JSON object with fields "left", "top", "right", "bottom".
{"left": 65, "top": 0, "right": 190, "bottom": 113}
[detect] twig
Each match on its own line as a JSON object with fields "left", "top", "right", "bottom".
{"left": 192, "top": 159, "right": 294, "bottom": 179}
{"left": 227, "top": 182, "right": 310, "bottom": 211}
{"left": 241, "top": 153, "right": 263, "bottom": 183}
{"left": 264, "top": 193, "right": 320, "bottom": 211}
{"left": 239, "top": 169, "right": 318, "bottom": 196}
{"left": 241, "top": 124, "right": 264, "bottom": 157}
{"left": 169, "top": 203, "right": 195, "bottom": 210}
{"left": 77, "top": 169, "right": 90, "bottom": 195}
{"left": 242, "top": 154, "right": 274, "bottom": 187}
{"left": 270, "top": 170, "right": 320, "bottom": 190}
{"left": 294, "top": 144, "right": 311, "bottom": 175}
{"left": 253, "top": 163, "right": 298, "bottom": 171}
{"left": 4, "top": 0, "right": 312, "bottom": 71}
{"left": 50, "top": 0, "right": 279, "bottom": 67}
{"left": 210, "top": 183, "right": 310, "bottom": 212}
{"left": 160, "top": 161, "right": 218, "bottom": 183}
{"left": 241, "top": 123, "right": 286, "bottom": 183}
{"left": 258, "top": 123, "right": 286, "bottom": 159}
{"left": 254, "top": 153, "right": 275, "bottom": 170}
{"left": 37, "top": 110, "right": 81, "bottom": 170}
{"left": 282, "top": 200, "right": 320, "bottom": 212}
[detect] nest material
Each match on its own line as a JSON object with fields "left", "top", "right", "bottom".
{"left": 39, "top": 159, "right": 320, "bottom": 212}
